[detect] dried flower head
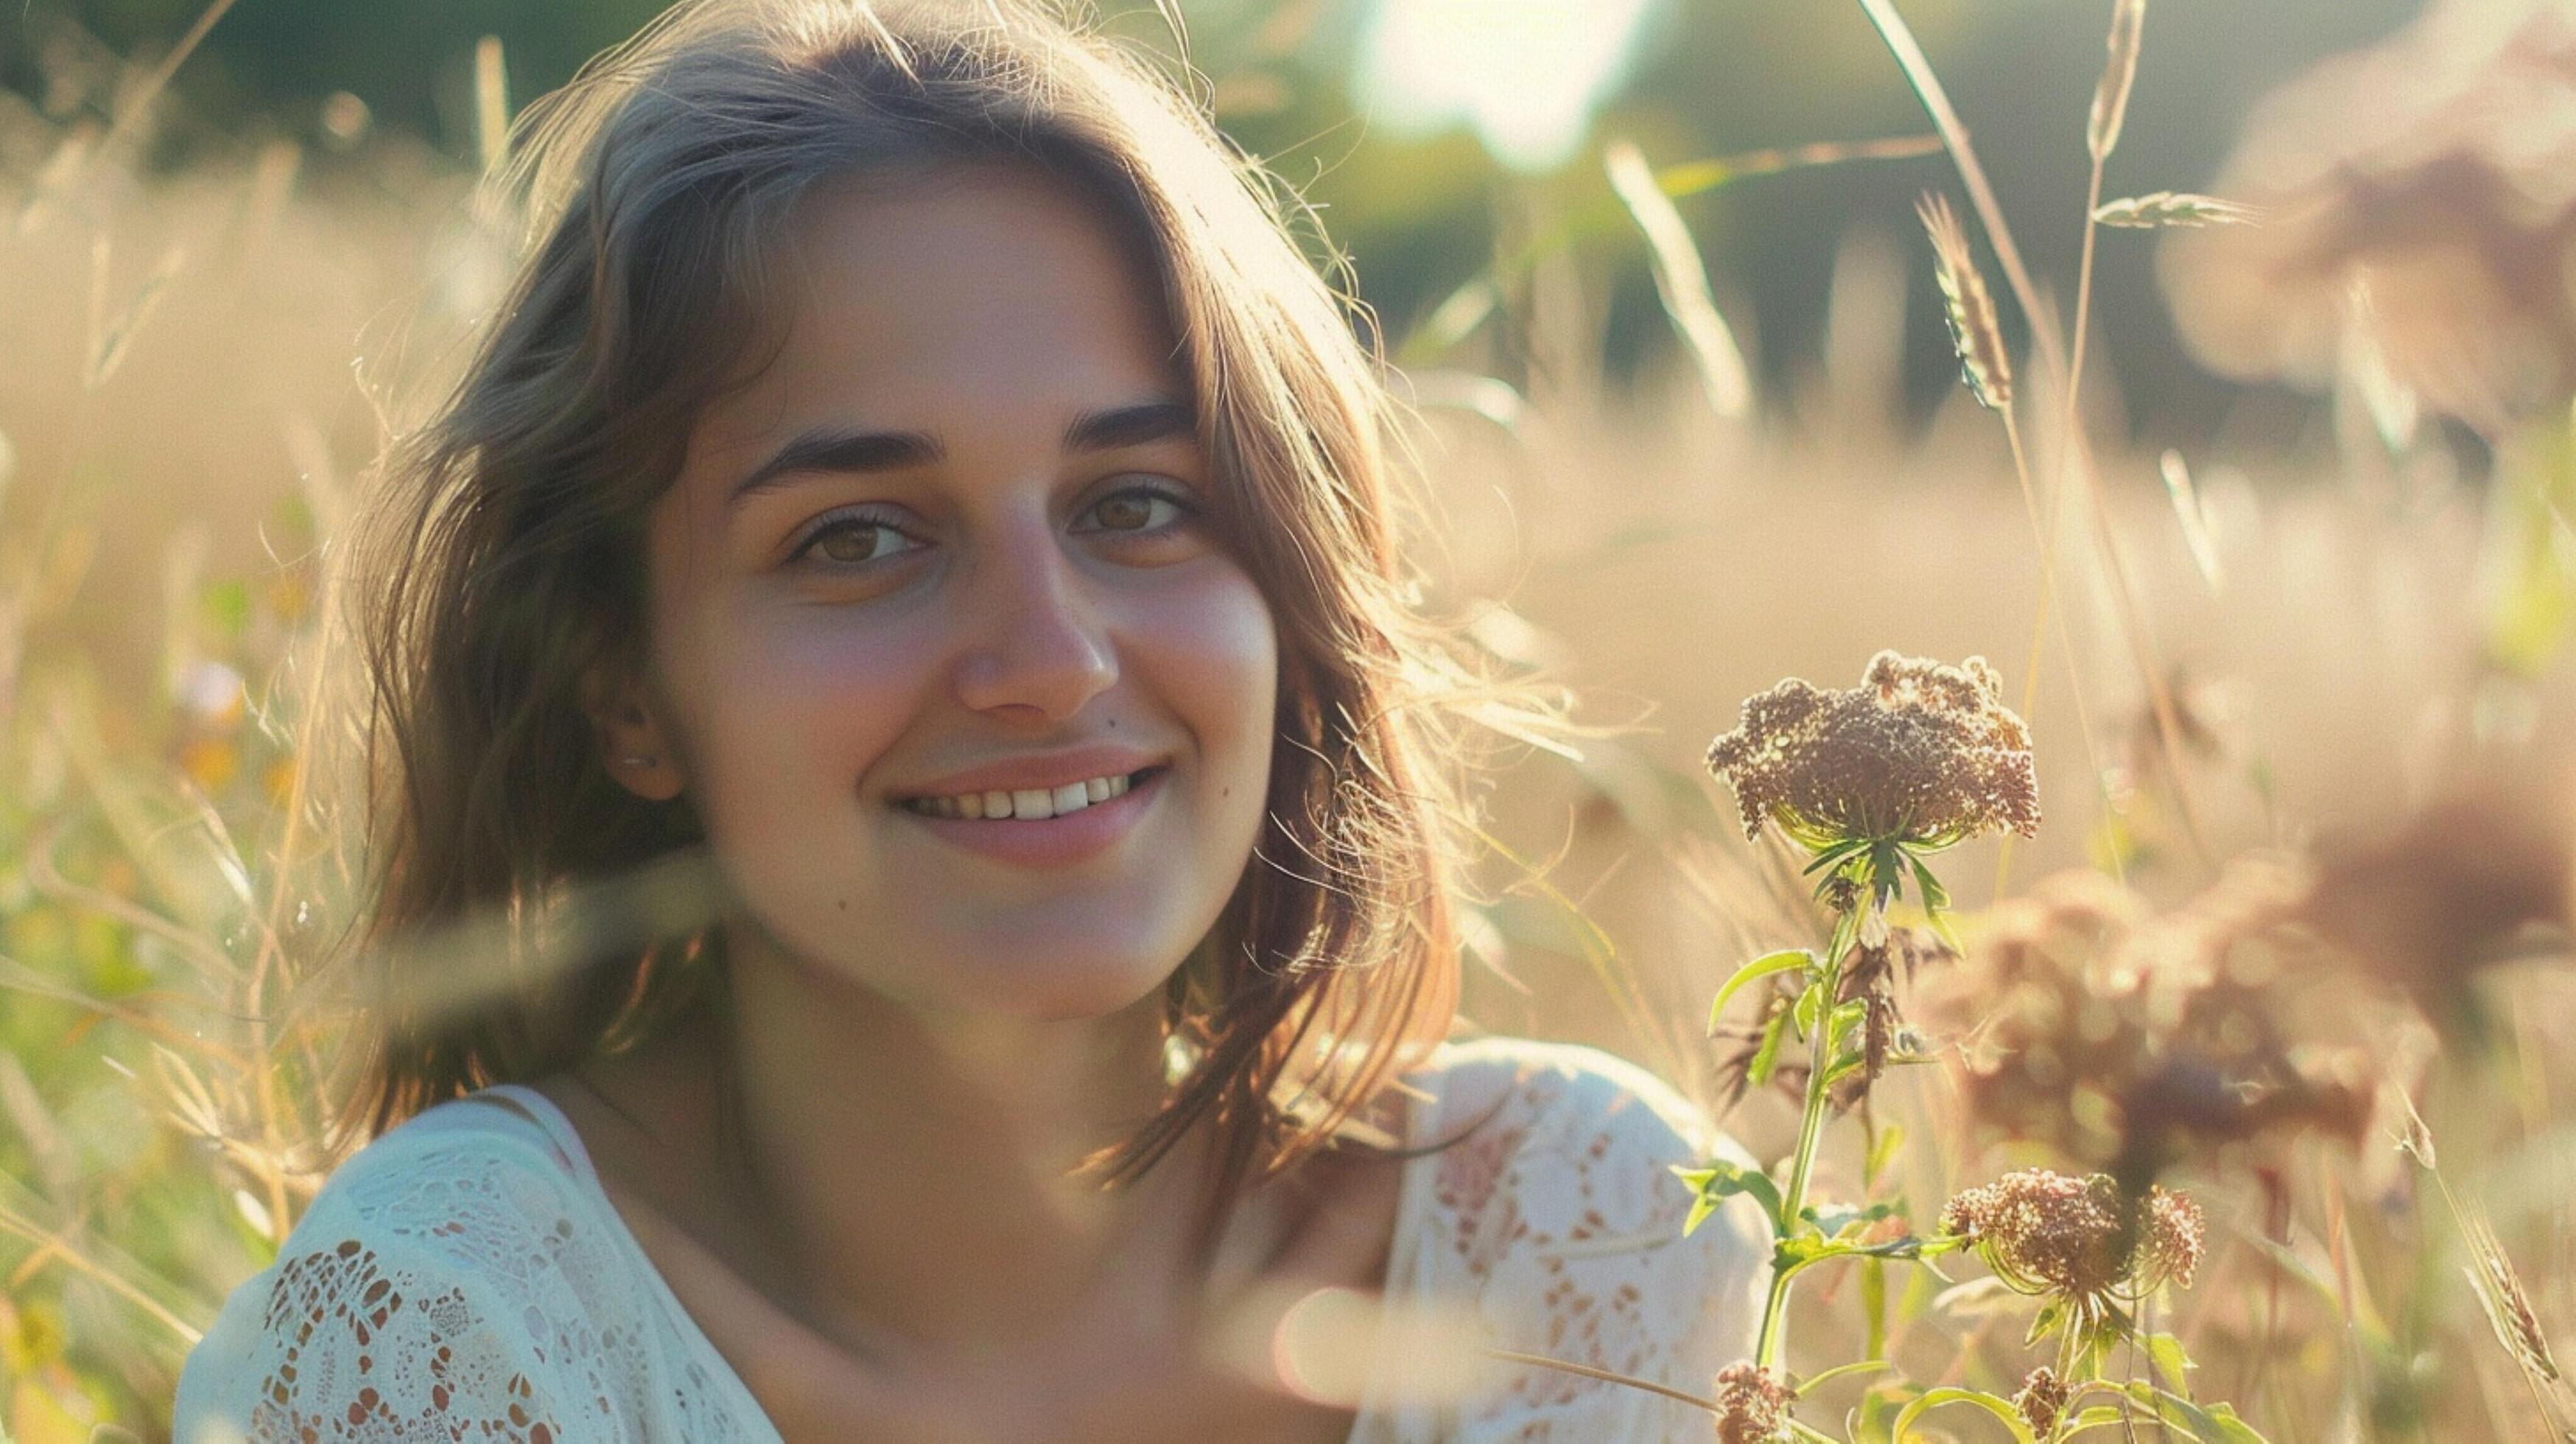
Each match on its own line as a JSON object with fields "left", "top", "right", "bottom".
{"left": 1942, "top": 862, "right": 2381, "bottom": 1179}
{"left": 1705, "top": 651, "right": 2039, "bottom": 852}
{"left": 2297, "top": 781, "right": 2575, "bottom": 1042}
{"left": 1829, "top": 925, "right": 1954, "bottom": 1112}
{"left": 1940, "top": 1168, "right": 2205, "bottom": 1324}
{"left": 2163, "top": 3, "right": 2576, "bottom": 435}
{"left": 1709, "top": 1361, "right": 1793, "bottom": 1443}
{"left": 2012, "top": 1365, "right": 2073, "bottom": 1437}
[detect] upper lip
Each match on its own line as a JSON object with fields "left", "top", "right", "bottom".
{"left": 893, "top": 745, "right": 1167, "bottom": 800}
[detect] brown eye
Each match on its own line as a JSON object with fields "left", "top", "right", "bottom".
{"left": 1078, "top": 484, "right": 1190, "bottom": 535}
{"left": 817, "top": 523, "right": 894, "bottom": 563}
{"left": 792, "top": 514, "right": 920, "bottom": 568}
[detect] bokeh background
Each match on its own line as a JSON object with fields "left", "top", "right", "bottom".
{"left": 13, "top": 0, "right": 2576, "bottom": 1437}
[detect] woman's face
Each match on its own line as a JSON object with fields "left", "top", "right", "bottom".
{"left": 599, "top": 164, "right": 1279, "bottom": 1020}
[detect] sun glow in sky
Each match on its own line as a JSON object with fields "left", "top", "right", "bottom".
{"left": 1352, "top": 0, "right": 1663, "bottom": 172}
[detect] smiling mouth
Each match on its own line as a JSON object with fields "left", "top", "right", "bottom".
{"left": 896, "top": 766, "right": 1168, "bottom": 821}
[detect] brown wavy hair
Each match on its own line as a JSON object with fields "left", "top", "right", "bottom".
{"left": 313, "top": 0, "right": 1555, "bottom": 1268}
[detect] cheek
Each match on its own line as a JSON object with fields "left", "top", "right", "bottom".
{"left": 1129, "top": 567, "right": 1278, "bottom": 784}
{"left": 668, "top": 600, "right": 935, "bottom": 824}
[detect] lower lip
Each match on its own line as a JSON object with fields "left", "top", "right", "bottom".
{"left": 898, "top": 769, "right": 1165, "bottom": 869}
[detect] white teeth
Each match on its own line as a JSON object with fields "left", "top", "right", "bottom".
{"left": 905, "top": 771, "right": 1146, "bottom": 818}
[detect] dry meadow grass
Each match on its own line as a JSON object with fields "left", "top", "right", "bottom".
{"left": 4, "top": 2, "right": 2575, "bottom": 1440}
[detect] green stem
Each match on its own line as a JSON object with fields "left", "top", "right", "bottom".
{"left": 2054, "top": 1308, "right": 2084, "bottom": 1385}
{"left": 1753, "top": 928, "right": 1853, "bottom": 1371}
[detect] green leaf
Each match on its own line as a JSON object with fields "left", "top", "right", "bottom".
{"left": 1909, "top": 854, "right": 1963, "bottom": 952}
{"left": 1845, "top": 1385, "right": 1912, "bottom": 1444}
{"left": 1668, "top": 1158, "right": 1785, "bottom": 1239}
{"left": 1864, "top": 1122, "right": 1905, "bottom": 1188}
{"left": 1892, "top": 1387, "right": 2038, "bottom": 1444}
{"left": 1803, "top": 1199, "right": 1900, "bottom": 1238}
{"left": 1822, "top": 1047, "right": 1867, "bottom": 1088}
{"left": 1748, "top": 1004, "right": 1791, "bottom": 1087}
{"left": 2145, "top": 1331, "right": 2195, "bottom": 1398}
{"left": 2124, "top": 1382, "right": 2270, "bottom": 1443}
{"left": 1707, "top": 948, "right": 1812, "bottom": 1037}
{"left": 1861, "top": 1256, "right": 1889, "bottom": 1360}
{"left": 1824, "top": 907, "right": 1860, "bottom": 968}
{"left": 2060, "top": 1403, "right": 2136, "bottom": 1439}
{"left": 2024, "top": 1299, "right": 2064, "bottom": 1347}
{"left": 1794, "top": 984, "right": 1823, "bottom": 1037}
{"left": 1795, "top": 1358, "right": 1892, "bottom": 1398}
{"left": 1803, "top": 835, "right": 1873, "bottom": 874}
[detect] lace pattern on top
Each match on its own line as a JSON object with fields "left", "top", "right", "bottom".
{"left": 175, "top": 1037, "right": 1767, "bottom": 1443}
{"left": 1350, "top": 1038, "right": 1770, "bottom": 1441}
{"left": 172, "top": 1102, "right": 770, "bottom": 1443}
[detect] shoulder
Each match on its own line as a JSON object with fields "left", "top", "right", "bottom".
{"left": 1408, "top": 1035, "right": 1758, "bottom": 1203}
{"left": 172, "top": 1096, "right": 636, "bottom": 1443}
{"left": 1400, "top": 1035, "right": 1769, "bottom": 1438}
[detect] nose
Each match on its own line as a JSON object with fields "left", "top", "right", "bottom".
{"left": 951, "top": 520, "right": 1118, "bottom": 723}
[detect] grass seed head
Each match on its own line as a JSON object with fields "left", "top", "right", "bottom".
{"left": 1917, "top": 192, "right": 2015, "bottom": 410}
{"left": 2463, "top": 1205, "right": 2563, "bottom": 1386}
{"left": 2093, "top": 191, "right": 2260, "bottom": 228}
{"left": 1705, "top": 651, "right": 2039, "bottom": 852}
{"left": 1709, "top": 1361, "right": 1792, "bottom": 1443}
{"left": 2088, "top": 0, "right": 2147, "bottom": 162}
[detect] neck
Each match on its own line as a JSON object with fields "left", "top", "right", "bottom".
{"left": 705, "top": 916, "right": 1214, "bottom": 1366}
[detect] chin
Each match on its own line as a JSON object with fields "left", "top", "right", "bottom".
{"left": 941, "top": 945, "right": 1181, "bottom": 1023}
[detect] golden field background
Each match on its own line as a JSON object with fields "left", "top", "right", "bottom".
{"left": 4, "top": 0, "right": 2576, "bottom": 1437}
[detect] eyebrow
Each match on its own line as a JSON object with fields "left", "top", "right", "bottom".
{"left": 728, "top": 399, "right": 1199, "bottom": 509}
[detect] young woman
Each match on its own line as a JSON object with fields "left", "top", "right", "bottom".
{"left": 172, "top": 1, "right": 1765, "bottom": 1438}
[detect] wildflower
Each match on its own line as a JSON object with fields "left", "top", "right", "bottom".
{"left": 1940, "top": 1169, "right": 2205, "bottom": 1328}
{"left": 1708, "top": 1361, "right": 1792, "bottom": 1443}
{"left": 2162, "top": 2, "right": 2576, "bottom": 435}
{"left": 2012, "top": 1365, "right": 2072, "bottom": 1437}
{"left": 1706, "top": 651, "right": 2040, "bottom": 855}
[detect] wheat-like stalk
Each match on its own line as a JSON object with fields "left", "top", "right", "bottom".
{"left": 2094, "top": 191, "right": 2259, "bottom": 228}
{"left": 2088, "top": 0, "right": 2146, "bottom": 163}
{"left": 2461, "top": 1204, "right": 2564, "bottom": 1378}
{"left": 1917, "top": 192, "right": 2012, "bottom": 411}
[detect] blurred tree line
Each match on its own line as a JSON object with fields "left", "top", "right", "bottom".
{"left": 4, "top": 0, "right": 2423, "bottom": 444}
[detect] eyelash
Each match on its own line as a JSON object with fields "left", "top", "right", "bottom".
{"left": 785, "top": 480, "right": 1201, "bottom": 569}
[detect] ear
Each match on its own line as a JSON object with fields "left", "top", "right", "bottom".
{"left": 581, "top": 659, "right": 687, "bottom": 802}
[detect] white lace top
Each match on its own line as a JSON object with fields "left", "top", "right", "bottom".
{"left": 173, "top": 1035, "right": 1768, "bottom": 1442}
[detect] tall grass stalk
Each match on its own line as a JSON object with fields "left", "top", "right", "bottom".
{"left": 1858, "top": 0, "right": 2214, "bottom": 883}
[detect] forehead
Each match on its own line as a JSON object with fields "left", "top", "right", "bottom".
{"left": 723, "top": 162, "right": 1184, "bottom": 427}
